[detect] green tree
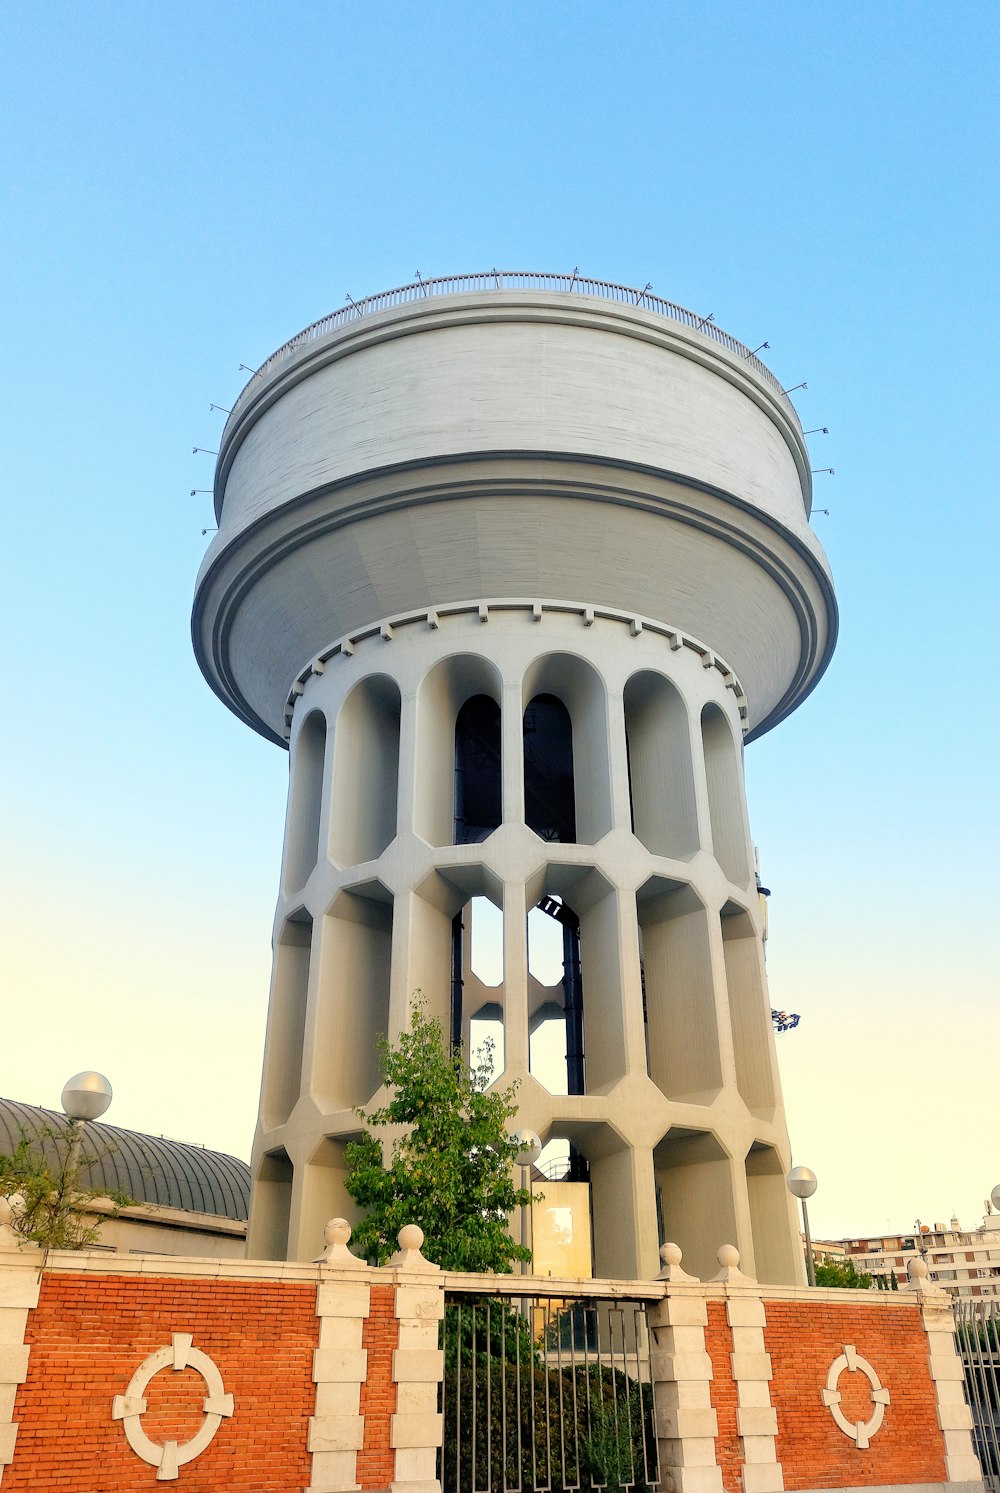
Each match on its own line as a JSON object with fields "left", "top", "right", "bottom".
{"left": 344, "top": 997, "right": 535, "bottom": 1270}
{"left": 813, "top": 1256, "right": 875, "bottom": 1289}
{"left": 0, "top": 1123, "right": 130, "bottom": 1250}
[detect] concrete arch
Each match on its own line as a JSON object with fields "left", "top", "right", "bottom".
{"left": 624, "top": 670, "right": 698, "bottom": 858}
{"left": 522, "top": 653, "right": 612, "bottom": 845}
{"left": 701, "top": 703, "right": 751, "bottom": 885}
{"left": 284, "top": 710, "right": 327, "bottom": 893}
{"left": 414, "top": 653, "right": 504, "bottom": 847}
{"left": 329, "top": 674, "right": 400, "bottom": 866}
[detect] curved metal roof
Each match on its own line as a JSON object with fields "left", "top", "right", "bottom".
{"left": 0, "top": 1100, "right": 250, "bottom": 1221}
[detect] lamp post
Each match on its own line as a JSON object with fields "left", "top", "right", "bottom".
{"left": 991, "top": 1185, "right": 1000, "bottom": 1212}
{"left": 513, "top": 1128, "right": 541, "bottom": 1274}
{"left": 787, "top": 1165, "right": 818, "bottom": 1287}
{"left": 59, "top": 1071, "right": 112, "bottom": 1206}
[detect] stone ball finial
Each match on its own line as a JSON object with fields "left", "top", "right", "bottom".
{"left": 711, "top": 1242, "right": 751, "bottom": 1282}
{"left": 907, "top": 1256, "right": 929, "bottom": 1281}
{"left": 398, "top": 1224, "right": 424, "bottom": 1253}
{"left": 313, "top": 1217, "right": 362, "bottom": 1267}
{"left": 324, "top": 1218, "right": 352, "bottom": 1247}
{"left": 655, "top": 1240, "right": 698, "bottom": 1282}
{"left": 387, "top": 1222, "right": 439, "bottom": 1271}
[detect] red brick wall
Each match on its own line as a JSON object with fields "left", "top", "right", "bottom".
{"left": 704, "top": 1301, "right": 741, "bottom": 1493}
{"left": 357, "top": 1283, "right": 399, "bottom": 1490}
{"left": 9, "top": 1272, "right": 318, "bottom": 1492}
{"left": 763, "top": 1299, "right": 947, "bottom": 1490}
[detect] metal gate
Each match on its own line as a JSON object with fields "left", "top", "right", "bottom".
{"left": 955, "top": 1295, "right": 1000, "bottom": 1490}
{"left": 440, "top": 1288, "right": 660, "bottom": 1493}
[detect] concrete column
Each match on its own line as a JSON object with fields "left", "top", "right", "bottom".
{"left": 0, "top": 1247, "right": 41, "bottom": 1487}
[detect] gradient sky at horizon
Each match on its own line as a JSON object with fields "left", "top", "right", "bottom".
{"left": 1, "top": 1, "right": 997, "bottom": 1243}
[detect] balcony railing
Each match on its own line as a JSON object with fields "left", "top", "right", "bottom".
{"left": 224, "top": 271, "right": 799, "bottom": 433}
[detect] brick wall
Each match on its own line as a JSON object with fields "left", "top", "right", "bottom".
{"left": 705, "top": 1299, "right": 742, "bottom": 1493}
{"left": 357, "top": 1283, "right": 399, "bottom": 1490}
{"left": 0, "top": 1254, "right": 976, "bottom": 1493}
{"left": 7, "top": 1272, "right": 316, "bottom": 1492}
{"left": 764, "top": 1298, "right": 947, "bottom": 1490}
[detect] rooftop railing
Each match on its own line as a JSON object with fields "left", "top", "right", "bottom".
{"left": 225, "top": 271, "right": 799, "bottom": 432}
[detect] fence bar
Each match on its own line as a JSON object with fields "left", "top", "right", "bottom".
{"left": 956, "top": 1295, "right": 1000, "bottom": 1492}
{"left": 440, "top": 1289, "right": 659, "bottom": 1493}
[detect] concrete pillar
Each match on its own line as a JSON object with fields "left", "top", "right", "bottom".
{"left": 0, "top": 1247, "right": 40, "bottom": 1486}
{"left": 904, "top": 1260, "right": 983, "bottom": 1484}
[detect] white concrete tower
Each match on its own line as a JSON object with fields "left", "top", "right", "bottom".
{"left": 193, "top": 273, "right": 836, "bottom": 1283}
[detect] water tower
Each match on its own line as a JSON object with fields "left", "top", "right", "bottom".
{"left": 193, "top": 273, "right": 836, "bottom": 1281}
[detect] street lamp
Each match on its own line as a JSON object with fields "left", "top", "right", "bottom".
{"left": 991, "top": 1185, "right": 1000, "bottom": 1212}
{"left": 787, "top": 1165, "right": 818, "bottom": 1287}
{"left": 513, "top": 1128, "right": 541, "bottom": 1273}
{"left": 60, "top": 1071, "right": 112, "bottom": 1199}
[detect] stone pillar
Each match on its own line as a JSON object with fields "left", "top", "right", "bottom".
{"left": 0, "top": 1241, "right": 41, "bottom": 1487}
{"left": 712, "top": 1246, "right": 783, "bottom": 1493}
{"left": 904, "top": 1258, "right": 983, "bottom": 1484}
{"left": 648, "top": 1244, "right": 723, "bottom": 1493}
{"left": 389, "top": 1227, "right": 445, "bottom": 1493}
{"left": 307, "top": 1222, "right": 372, "bottom": 1493}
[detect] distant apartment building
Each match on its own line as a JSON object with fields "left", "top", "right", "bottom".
{"left": 833, "top": 1215, "right": 1000, "bottom": 1297}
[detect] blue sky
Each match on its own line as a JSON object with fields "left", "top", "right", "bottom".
{"left": 1, "top": 1, "right": 997, "bottom": 1241}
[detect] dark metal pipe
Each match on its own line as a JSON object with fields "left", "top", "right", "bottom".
{"left": 563, "top": 921, "right": 585, "bottom": 1094}
{"left": 450, "top": 910, "right": 464, "bottom": 1053}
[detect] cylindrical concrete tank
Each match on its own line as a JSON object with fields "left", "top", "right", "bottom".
{"left": 193, "top": 273, "right": 837, "bottom": 1281}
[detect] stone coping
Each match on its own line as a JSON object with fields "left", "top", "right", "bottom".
{"left": 0, "top": 1249, "right": 942, "bottom": 1306}
{"left": 0, "top": 1248, "right": 949, "bottom": 1307}
{"left": 794, "top": 1486, "right": 983, "bottom": 1493}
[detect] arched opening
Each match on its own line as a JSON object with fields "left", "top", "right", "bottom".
{"left": 311, "top": 884, "right": 393, "bottom": 1113}
{"left": 260, "top": 910, "right": 312, "bottom": 1130}
{"left": 722, "top": 901, "right": 775, "bottom": 1119}
{"left": 330, "top": 675, "right": 400, "bottom": 866}
{"left": 521, "top": 654, "right": 612, "bottom": 844}
{"left": 451, "top": 894, "right": 505, "bottom": 1080}
{"left": 284, "top": 711, "right": 326, "bottom": 892}
{"left": 637, "top": 878, "right": 722, "bottom": 1103}
{"left": 528, "top": 896, "right": 584, "bottom": 1095}
{"left": 531, "top": 1137, "right": 594, "bottom": 1280}
{"left": 250, "top": 1148, "right": 293, "bottom": 1261}
{"left": 468, "top": 897, "right": 504, "bottom": 1081}
{"left": 701, "top": 704, "right": 750, "bottom": 885}
{"left": 523, "top": 695, "right": 576, "bottom": 842}
{"left": 414, "top": 656, "right": 502, "bottom": 847}
{"left": 295, "top": 1136, "right": 359, "bottom": 1262}
{"left": 745, "top": 1142, "right": 800, "bottom": 1284}
{"left": 653, "top": 1127, "right": 738, "bottom": 1283}
{"left": 624, "top": 672, "right": 698, "bottom": 858}
{"left": 455, "top": 695, "right": 502, "bottom": 844}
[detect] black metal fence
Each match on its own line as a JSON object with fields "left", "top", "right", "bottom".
{"left": 956, "top": 1295, "right": 1000, "bottom": 1491}
{"left": 440, "top": 1289, "right": 660, "bottom": 1493}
